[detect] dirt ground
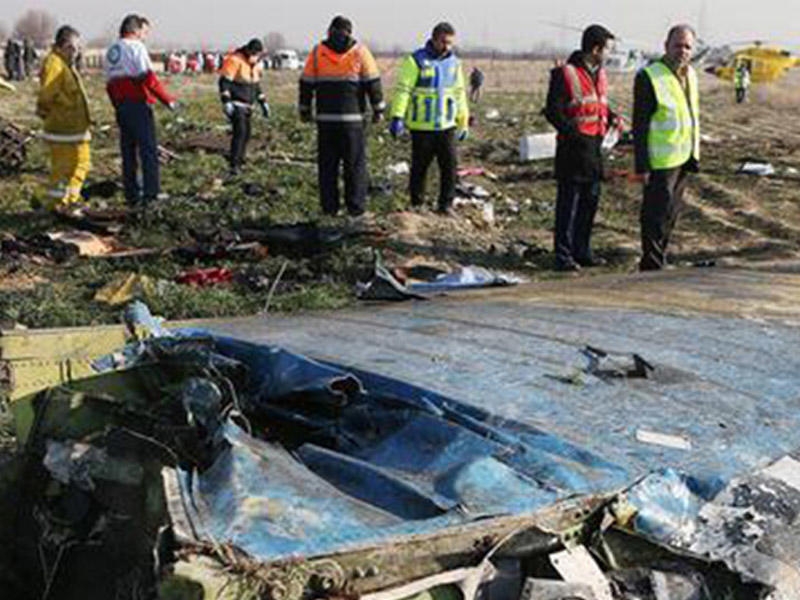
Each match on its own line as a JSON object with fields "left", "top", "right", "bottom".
{"left": 1, "top": 58, "right": 799, "bottom": 328}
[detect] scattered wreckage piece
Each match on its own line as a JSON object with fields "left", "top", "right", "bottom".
{"left": 3, "top": 268, "right": 800, "bottom": 598}
{"left": 357, "top": 251, "right": 523, "bottom": 300}
{"left": 158, "top": 144, "right": 181, "bottom": 165}
{"left": 0, "top": 117, "right": 31, "bottom": 175}
{"left": 519, "top": 133, "right": 557, "bottom": 162}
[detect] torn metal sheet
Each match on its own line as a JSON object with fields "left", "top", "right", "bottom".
{"left": 549, "top": 546, "right": 613, "bottom": 600}
{"left": 6, "top": 268, "right": 800, "bottom": 597}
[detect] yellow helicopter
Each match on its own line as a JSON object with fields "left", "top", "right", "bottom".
{"left": 699, "top": 42, "right": 800, "bottom": 84}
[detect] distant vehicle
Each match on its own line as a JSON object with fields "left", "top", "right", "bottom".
{"left": 271, "top": 49, "right": 301, "bottom": 70}
{"left": 603, "top": 47, "right": 648, "bottom": 73}
{"left": 698, "top": 41, "right": 800, "bottom": 84}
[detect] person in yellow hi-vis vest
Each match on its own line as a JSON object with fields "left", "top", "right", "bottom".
{"left": 633, "top": 24, "right": 700, "bottom": 270}
{"left": 36, "top": 25, "right": 92, "bottom": 213}
{"left": 390, "top": 22, "right": 469, "bottom": 214}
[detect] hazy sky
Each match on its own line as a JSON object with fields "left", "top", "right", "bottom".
{"left": 5, "top": 0, "right": 800, "bottom": 51}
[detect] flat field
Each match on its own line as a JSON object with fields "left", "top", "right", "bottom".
{"left": 1, "top": 57, "right": 799, "bottom": 328}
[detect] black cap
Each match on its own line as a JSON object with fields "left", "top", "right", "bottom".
{"left": 581, "top": 24, "right": 615, "bottom": 53}
{"left": 329, "top": 16, "right": 353, "bottom": 35}
{"left": 244, "top": 38, "right": 264, "bottom": 55}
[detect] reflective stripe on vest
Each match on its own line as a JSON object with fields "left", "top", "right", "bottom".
{"left": 561, "top": 64, "right": 609, "bottom": 138}
{"left": 407, "top": 49, "right": 460, "bottom": 131}
{"left": 644, "top": 61, "right": 700, "bottom": 170}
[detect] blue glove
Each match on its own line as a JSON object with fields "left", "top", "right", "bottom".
{"left": 457, "top": 129, "right": 469, "bottom": 142}
{"left": 389, "top": 117, "right": 405, "bottom": 139}
{"left": 259, "top": 100, "right": 270, "bottom": 119}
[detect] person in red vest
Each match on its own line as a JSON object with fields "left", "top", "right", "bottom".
{"left": 544, "top": 24, "right": 618, "bottom": 271}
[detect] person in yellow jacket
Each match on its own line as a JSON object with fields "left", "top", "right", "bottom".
{"left": 36, "top": 25, "right": 92, "bottom": 212}
{"left": 390, "top": 22, "right": 469, "bottom": 214}
{"left": 632, "top": 24, "right": 700, "bottom": 270}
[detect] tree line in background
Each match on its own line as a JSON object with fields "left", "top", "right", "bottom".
{"left": 0, "top": 11, "right": 563, "bottom": 59}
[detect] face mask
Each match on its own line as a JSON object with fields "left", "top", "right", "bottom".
{"left": 330, "top": 30, "right": 350, "bottom": 47}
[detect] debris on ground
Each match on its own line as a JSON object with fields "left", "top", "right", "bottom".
{"left": 0, "top": 117, "right": 30, "bottom": 175}
{"left": 457, "top": 166, "right": 499, "bottom": 180}
{"left": 485, "top": 108, "right": 501, "bottom": 120}
{"left": 158, "top": 144, "right": 180, "bottom": 165}
{"left": 519, "top": 132, "right": 557, "bottom": 162}
{"left": 455, "top": 182, "right": 491, "bottom": 199}
{"left": 453, "top": 197, "right": 495, "bottom": 226}
{"left": 738, "top": 161, "right": 775, "bottom": 176}
{"left": 387, "top": 161, "right": 411, "bottom": 176}
{"left": 80, "top": 179, "right": 120, "bottom": 200}
{"left": 175, "top": 266, "right": 234, "bottom": 287}
{"left": 1, "top": 232, "right": 80, "bottom": 263}
{"left": 0, "top": 301, "right": 786, "bottom": 599}
{"left": 93, "top": 272, "right": 156, "bottom": 305}
{"left": 358, "top": 251, "right": 522, "bottom": 300}
{"left": 45, "top": 231, "right": 120, "bottom": 257}
{"left": 237, "top": 223, "right": 350, "bottom": 257}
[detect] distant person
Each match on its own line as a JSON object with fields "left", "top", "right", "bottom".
{"left": 544, "top": 24, "right": 617, "bottom": 271}
{"left": 5, "top": 39, "right": 23, "bottom": 81}
{"left": 219, "top": 38, "right": 270, "bottom": 176}
{"left": 105, "top": 14, "right": 176, "bottom": 214}
{"left": 204, "top": 51, "right": 217, "bottom": 73}
{"left": 36, "top": 25, "right": 92, "bottom": 213}
{"left": 3, "top": 39, "right": 15, "bottom": 80}
{"left": 633, "top": 24, "right": 700, "bottom": 271}
{"left": 299, "top": 16, "right": 384, "bottom": 217}
{"left": 469, "top": 66, "right": 484, "bottom": 102}
{"left": 23, "top": 39, "right": 37, "bottom": 78}
{"left": 735, "top": 63, "right": 750, "bottom": 104}
{"left": 390, "top": 22, "right": 469, "bottom": 215}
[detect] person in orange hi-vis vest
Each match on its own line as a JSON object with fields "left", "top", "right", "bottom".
{"left": 299, "top": 16, "right": 384, "bottom": 217}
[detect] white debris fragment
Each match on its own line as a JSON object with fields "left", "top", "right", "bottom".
{"left": 739, "top": 162, "right": 775, "bottom": 176}
{"left": 519, "top": 133, "right": 557, "bottom": 162}
{"left": 387, "top": 161, "right": 410, "bottom": 176}
{"left": 760, "top": 456, "right": 800, "bottom": 492}
{"left": 636, "top": 429, "right": 692, "bottom": 451}
{"left": 549, "top": 546, "right": 613, "bottom": 600}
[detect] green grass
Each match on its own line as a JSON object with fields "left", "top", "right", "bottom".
{"left": 2, "top": 70, "right": 800, "bottom": 329}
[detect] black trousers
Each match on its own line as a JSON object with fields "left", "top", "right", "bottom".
{"left": 317, "top": 122, "right": 367, "bottom": 216}
{"left": 116, "top": 102, "right": 160, "bottom": 204}
{"left": 230, "top": 106, "right": 252, "bottom": 171}
{"left": 554, "top": 178, "right": 601, "bottom": 267}
{"left": 735, "top": 88, "right": 746, "bottom": 104}
{"left": 410, "top": 129, "right": 457, "bottom": 211}
{"left": 640, "top": 166, "right": 690, "bottom": 271}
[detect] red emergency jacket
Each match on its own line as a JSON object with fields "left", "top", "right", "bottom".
{"left": 561, "top": 63, "right": 609, "bottom": 138}
{"left": 105, "top": 36, "right": 175, "bottom": 107}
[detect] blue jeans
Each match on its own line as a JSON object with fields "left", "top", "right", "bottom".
{"left": 116, "top": 102, "right": 159, "bottom": 204}
{"left": 554, "top": 179, "right": 600, "bottom": 267}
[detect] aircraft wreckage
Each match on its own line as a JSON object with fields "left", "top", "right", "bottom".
{"left": 1, "top": 267, "right": 800, "bottom": 599}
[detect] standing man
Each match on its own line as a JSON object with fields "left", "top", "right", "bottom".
{"left": 23, "top": 39, "right": 37, "bottom": 78}
{"left": 734, "top": 62, "right": 750, "bottom": 104}
{"left": 390, "top": 22, "right": 469, "bottom": 215}
{"left": 299, "top": 16, "right": 384, "bottom": 218}
{"left": 469, "top": 66, "right": 484, "bottom": 103}
{"left": 218, "top": 38, "right": 269, "bottom": 176}
{"left": 544, "top": 24, "right": 617, "bottom": 271}
{"left": 36, "top": 25, "right": 92, "bottom": 212}
{"left": 105, "top": 14, "right": 176, "bottom": 213}
{"left": 4, "top": 39, "right": 16, "bottom": 81}
{"left": 633, "top": 24, "right": 700, "bottom": 271}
